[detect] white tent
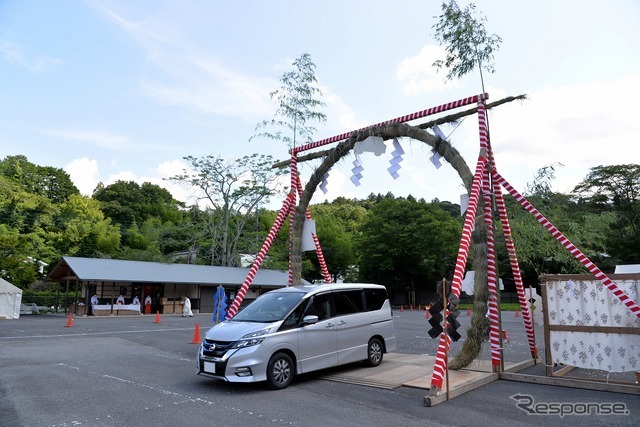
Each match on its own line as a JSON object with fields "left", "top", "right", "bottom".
{"left": 614, "top": 264, "right": 640, "bottom": 274}
{"left": 0, "top": 278, "right": 22, "bottom": 319}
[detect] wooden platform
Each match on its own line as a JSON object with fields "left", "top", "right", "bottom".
{"left": 319, "top": 352, "right": 535, "bottom": 405}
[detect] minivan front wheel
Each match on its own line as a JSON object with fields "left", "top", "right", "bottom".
{"left": 266, "top": 352, "right": 294, "bottom": 390}
{"left": 365, "top": 338, "right": 383, "bottom": 367}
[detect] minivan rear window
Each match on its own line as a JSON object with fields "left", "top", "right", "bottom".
{"left": 364, "top": 288, "right": 387, "bottom": 311}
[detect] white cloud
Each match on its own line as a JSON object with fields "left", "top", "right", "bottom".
{"left": 319, "top": 83, "right": 362, "bottom": 136}
{"left": 65, "top": 158, "right": 99, "bottom": 196}
{"left": 489, "top": 73, "right": 640, "bottom": 195}
{"left": 87, "top": 1, "right": 274, "bottom": 119}
{"left": 140, "top": 62, "right": 273, "bottom": 118}
{"left": 148, "top": 160, "right": 192, "bottom": 204}
{"left": 106, "top": 170, "right": 137, "bottom": 183}
{"left": 43, "top": 129, "right": 129, "bottom": 149}
{"left": 64, "top": 157, "right": 191, "bottom": 202}
{"left": 0, "top": 39, "right": 61, "bottom": 72}
{"left": 396, "top": 45, "right": 453, "bottom": 95}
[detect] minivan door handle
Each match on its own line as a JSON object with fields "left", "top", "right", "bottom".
{"left": 337, "top": 321, "right": 346, "bottom": 326}
{"left": 326, "top": 323, "right": 335, "bottom": 328}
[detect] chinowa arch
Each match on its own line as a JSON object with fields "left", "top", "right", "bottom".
{"left": 225, "top": 93, "right": 640, "bottom": 396}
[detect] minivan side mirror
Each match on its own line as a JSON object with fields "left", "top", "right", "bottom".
{"left": 302, "top": 315, "right": 319, "bottom": 325}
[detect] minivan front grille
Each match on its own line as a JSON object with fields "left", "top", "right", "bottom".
{"left": 202, "top": 339, "right": 234, "bottom": 358}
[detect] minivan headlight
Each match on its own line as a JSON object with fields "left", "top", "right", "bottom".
{"left": 232, "top": 329, "right": 269, "bottom": 349}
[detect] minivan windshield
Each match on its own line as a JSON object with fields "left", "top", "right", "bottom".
{"left": 231, "top": 291, "right": 306, "bottom": 323}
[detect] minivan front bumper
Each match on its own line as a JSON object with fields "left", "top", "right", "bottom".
{"left": 197, "top": 343, "right": 270, "bottom": 383}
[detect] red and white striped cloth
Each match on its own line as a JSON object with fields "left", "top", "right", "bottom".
{"left": 492, "top": 169, "right": 640, "bottom": 319}
{"left": 430, "top": 100, "right": 489, "bottom": 390}
{"left": 292, "top": 94, "right": 488, "bottom": 154}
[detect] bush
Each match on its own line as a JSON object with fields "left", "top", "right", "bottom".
{"left": 21, "top": 290, "right": 62, "bottom": 308}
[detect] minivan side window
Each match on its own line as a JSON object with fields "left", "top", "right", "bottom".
{"left": 364, "top": 288, "right": 387, "bottom": 311}
{"left": 305, "top": 293, "right": 333, "bottom": 321}
{"left": 280, "top": 300, "right": 308, "bottom": 331}
{"left": 334, "top": 290, "right": 364, "bottom": 316}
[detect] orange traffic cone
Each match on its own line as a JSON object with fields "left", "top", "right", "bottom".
{"left": 502, "top": 329, "right": 509, "bottom": 342}
{"left": 466, "top": 307, "right": 471, "bottom": 316}
{"left": 515, "top": 308, "right": 520, "bottom": 317}
{"left": 425, "top": 307, "right": 430, "bottom": 318}
{"left": 409, "top": 305, "right": 413, "bottom": 311}
{"left": 64, "top": 312, "right": 73, "bottom": 328}
{"left": 400, "top": 305, "right": 404, "bottom": 312}
{"left": 191, "top": 322, "right": 201, "bottom": 344}
{"left": 154, "top": 311, "right": 161, "bottom": 324}
{"left": 418, "top": 304, "right": 421, "bottom": 311}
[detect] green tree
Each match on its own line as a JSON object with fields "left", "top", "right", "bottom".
{"left": 0, "top": 223, "right": 38, "bottom": 287}
{"left": 93, "top": 180, "right": 184, "bottom": 227}
{"left": 432, "top": 0, "right": 502, "bottom": 90}
{"left": 572, "top": 164, "right": 640, "bottom": 264}
{"left": 304, "top": 207, "right": 356, "bottom": 283}
{"left": 54, "top": 194, "right": 121, "bottom": 257}
{"left": 501, "top": 193, "right": 615, "bottom": 277}
{"left": 0, "top": 175, "right": 59, "bottom": 286}
{"left": 355, "top": 197, "right": 461, "bottom": 295}
{"left": 252, "top": 53, "right": 327, "bottom": 149}
{"left": 0, "top": 155, "right": 79, "bottom": 203}
{"left": 166, "top": 154, "right": 285, "bottom": 267}
{"left": 496, "top": 164, "right": 615, "bottom": 278}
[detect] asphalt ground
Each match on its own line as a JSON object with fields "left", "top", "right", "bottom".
{"left": 1, "top": 310, "right": 638, "bottom": 426}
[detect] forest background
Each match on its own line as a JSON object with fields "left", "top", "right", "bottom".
{"left": 2, "top": 154, "right": 639, "bottom": 306}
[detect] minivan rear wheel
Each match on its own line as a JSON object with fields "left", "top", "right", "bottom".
{"left": 365, "top": 338, "right": 383, "bottom": 367}
{"left": 266, "top": 352, "right": 294, "bottom": 390}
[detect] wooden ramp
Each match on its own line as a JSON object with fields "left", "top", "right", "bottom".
{"left": 319, "top": 352, "right": 535, "bottom": 406}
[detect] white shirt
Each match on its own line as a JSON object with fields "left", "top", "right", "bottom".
{"left": 91, "top": 295, "right": 98, "bottom": 305}
{"left": 116, "top": 295, "right": 125, "bottom": 304}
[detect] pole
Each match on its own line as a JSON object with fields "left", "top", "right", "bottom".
{"left": 442, "top": 278, "right": 449, "bottom": 401}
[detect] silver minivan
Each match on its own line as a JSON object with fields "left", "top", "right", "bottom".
{"left": 196, "top": 283, "right": 396, "bottom": 389}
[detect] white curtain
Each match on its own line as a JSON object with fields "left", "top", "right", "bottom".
{"left": 546, "top": 279, "right": 640, "bottom": 372}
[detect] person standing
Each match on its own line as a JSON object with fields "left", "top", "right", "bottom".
{"left": 144, "top": 295, "right": 152, "bottom": 314}
{"left": 132, "top": 295, "right": 140, "bottom": 305}
{"left": 90, "top": 294, "right": 99, "bottom": 316}
{"left": 116, "top": 294, "right": 125, "bottom": 305}
{"left": 182, "top": 296, "right": 193, "bottom": 317}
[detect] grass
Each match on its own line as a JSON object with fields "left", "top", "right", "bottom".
{"left": 458, "top": 302, "right": 521, "bottom": 311}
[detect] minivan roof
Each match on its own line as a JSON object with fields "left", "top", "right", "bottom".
{"left": 270, "top": 283, "right": 386, "bottom": 297}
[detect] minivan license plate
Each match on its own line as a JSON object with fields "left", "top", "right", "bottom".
{"left": 204, "top": 362, "right": 216, "bottom": 374}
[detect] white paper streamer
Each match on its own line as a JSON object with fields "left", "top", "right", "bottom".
{"left": 387, "top": 137, "right": 404, "bottom": 179}
{"left": 319, "top": 170, "right": 330, "bottom": 194}
{"left": 432, "top": 124, "right": 447, "bottom": 141}
{"left": 459, "top": 194, "right": 469, "bottom": 216}
{"left": 430, "top": 125, "right": 447, "bottom": 169}
{"left": 430, "top": 152, "right": 442, "bottom": 169}
{"left": 301, "top": 219, "right": 317, "bottom": 252}
{"left": 350, "top": 152, "right": 364, "bottom": 186}
{"left": 355, "top": 136, "right": 386, "bottom": 156}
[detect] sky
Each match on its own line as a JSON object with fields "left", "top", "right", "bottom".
{"left": 2, "top": 0, "right": 639, "bottom": 211}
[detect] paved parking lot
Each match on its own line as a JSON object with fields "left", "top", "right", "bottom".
{"left": 1, "top": 311, "right": 637, "bottom": 426}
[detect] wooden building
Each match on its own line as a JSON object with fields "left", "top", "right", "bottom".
{"left": 45, "top": 257, "right": 296, "bottom": 315}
